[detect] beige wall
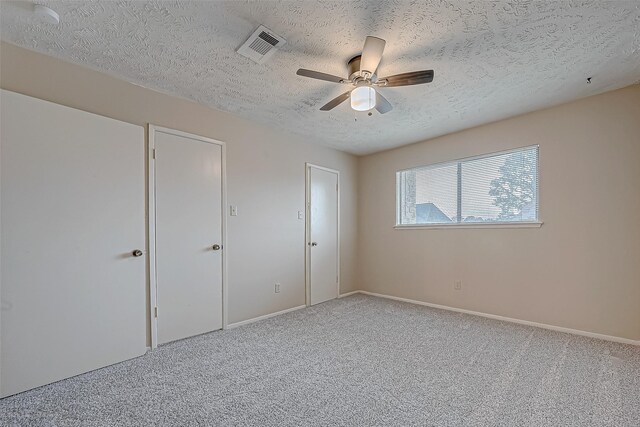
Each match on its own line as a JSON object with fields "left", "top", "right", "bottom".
{"left": 358, "top": 85, "right": 640, "bottom": 341}
{"left": 0, "top": 42, "right": 359, "bottom": 335}
{"left": 2, "top": 41, "right": 638, "bottom": 343}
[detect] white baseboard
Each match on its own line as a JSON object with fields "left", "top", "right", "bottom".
{"left": 226, "top": 292, "right": 359, "bottom": 329}
{"left": 226, "top": 305, "right": 306, "bottom": 329}
{"left": 338, "top": 291, "right": 360, "bottom": 298}
{"left": 351, "top": 290, "right": 639, "bottom": 346}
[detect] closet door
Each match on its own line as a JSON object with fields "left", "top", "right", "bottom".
{"left": 0, "top": 90, "right": 147, "bottom": 397}
{"left": 152, "top": 127, "right": 223, "bottom": 345}
{"left": 307, "top": 165, "right": 339, "bottom": 305}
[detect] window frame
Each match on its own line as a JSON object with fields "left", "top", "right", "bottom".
{"left": 395, "top": 145, "right": 542, "bottom": 229}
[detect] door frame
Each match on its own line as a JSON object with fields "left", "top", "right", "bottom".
{"left": 305, "top": 163, "right": 340, "bottom": 307}
{"left": 148, "top": 125, "right": 228, "bottom": 349}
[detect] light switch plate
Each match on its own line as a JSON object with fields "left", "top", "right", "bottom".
{"left": 230, "top": 205, "right": 238, "bottom": 216}
{"left": 297, "top": 210, "right": 304, "bottom": 220}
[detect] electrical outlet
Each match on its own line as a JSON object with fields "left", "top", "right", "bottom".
{"left": 454, "top": 280, "right": 462, "bottom": 290}
{"left": 275, "top": 282, "right": 281, "bottom": 293}
{"left": 230, "top": 205, "right": 238, "bottom": 216}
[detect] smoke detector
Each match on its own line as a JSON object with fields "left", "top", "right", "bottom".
{"left": 34, "top": 4, "right": 60, "bottom": 24}
{"left": 237, "top": 25, "right": 286, "bottom": 64}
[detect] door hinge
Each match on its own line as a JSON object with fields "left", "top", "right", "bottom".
{"left": 152, "top": 148, "right": 156, "bottom": 159}
{"left": 154, "top": 307, "right": 158, "bottom": 318}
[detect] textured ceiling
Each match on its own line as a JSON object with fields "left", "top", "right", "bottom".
{"left": 1, "top": 1, "right": 639, "bottom": 155}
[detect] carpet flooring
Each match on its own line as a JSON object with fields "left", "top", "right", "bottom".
{"left": 1, "top": 294, "right": 639, "bottom": 426}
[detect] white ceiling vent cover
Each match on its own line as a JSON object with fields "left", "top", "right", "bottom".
{"left": 237, "top": 25, "right": 286, "bottom": 64}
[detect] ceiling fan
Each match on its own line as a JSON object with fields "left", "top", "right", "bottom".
{"left": 296, "top": 36, "right": 434, "bottom": 114}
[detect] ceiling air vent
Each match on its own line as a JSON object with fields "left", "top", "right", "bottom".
{"left": 237, "top": 25, "right": 286, "bottom": 64}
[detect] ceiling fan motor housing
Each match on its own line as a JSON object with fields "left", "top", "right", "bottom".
{"left": 348, "top": 55, "right": 377, "bottom": 83}
{"left": 347, "top": 55, "right": 362, "bottom": 79}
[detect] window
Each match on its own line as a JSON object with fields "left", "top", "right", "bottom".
{"left": 396, "top": 146, "right": 539, "bottom": 226}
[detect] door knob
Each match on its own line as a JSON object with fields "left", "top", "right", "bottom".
{"left": 310, "top": 242, "right": 318, "bottom": 247}
{"left": 132, "top": 249, "right": 143, "bottom": 257}
{"left": 212, "top": 244, "right": 221, "bottom": 251}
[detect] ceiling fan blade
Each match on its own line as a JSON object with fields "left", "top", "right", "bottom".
{"left": 379, "top": 70, "right": 434, "bottom": 87}
{"left": 375, "top": 91, "right": 393, "bottom": 114}
{"left": 360, "top": 36, "right": 386, "bottom": 74}
{"left": 320, "top": 91, "right": 351, "bottom": 111}
{"left": 296, "top": 68, "right": 345, "bottom": 83}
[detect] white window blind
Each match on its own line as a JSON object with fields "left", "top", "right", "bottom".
{"left": 397, "top": 146, "right": 539, "bottom": 226}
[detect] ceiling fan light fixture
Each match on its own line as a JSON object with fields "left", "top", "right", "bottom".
{"left": 350, "top": 86, "right": 376, "bottom": 111}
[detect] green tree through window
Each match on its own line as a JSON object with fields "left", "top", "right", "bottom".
{"left": 489, "top": 151, "right": 536, "bottom": 220}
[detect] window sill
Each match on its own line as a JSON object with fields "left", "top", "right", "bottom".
{"left": 394, "top": 221, "right": 543, "bottom": 230}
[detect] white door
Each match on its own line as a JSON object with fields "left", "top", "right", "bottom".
{"left": 152, "top": 127, "right": 223, "bottom": 345}
{"left": 307, "top": 165, "right": 339, "bottom": 305}
{"left": 0, "top": 90, "right": 147, "bottom": 397}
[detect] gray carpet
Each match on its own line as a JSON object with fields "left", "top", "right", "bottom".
{"left": 1, "top": 294, "right": 639, "bottom": 426}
